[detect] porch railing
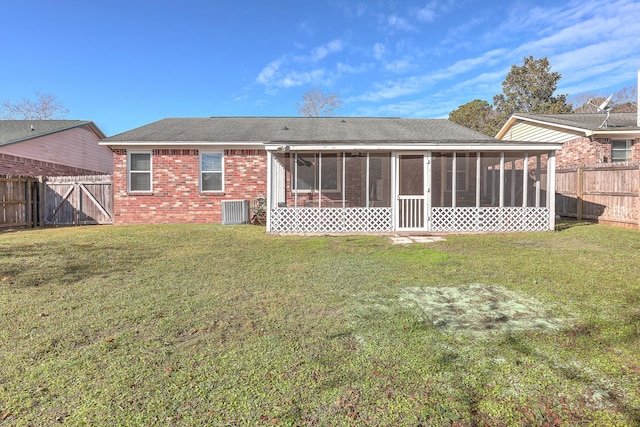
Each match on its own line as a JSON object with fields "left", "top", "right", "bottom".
{"left": 270, "top": 207, "right": 392, "bottom": 233}
{"left": 398, "top": 196, "right": 424, "bottom": 229}
{"left": 431, "top": 207, "right": 551, "bottom": 232}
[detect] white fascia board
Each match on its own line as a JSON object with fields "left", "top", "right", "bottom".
{"left": 99, "top": 141, "right": 266, "bottom": 149}
{"left": 498, "top": 115, "right": 590, "bottom": 138}
{"left": 265, "top": 142, "right": 562, "bottom": 152}
{"left": 495, "top": 116, "right": 518, "bottom": 139}
{"left": 591, "top": 130, "right": 640, "bottom": 138}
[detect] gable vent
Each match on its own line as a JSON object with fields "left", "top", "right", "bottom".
{"left": 222, "top": 200, "right": 250, "bottom": 225}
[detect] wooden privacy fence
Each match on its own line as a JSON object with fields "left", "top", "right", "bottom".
{"left": 0, "top": 175, "right": 113, "bottom": 228}
{"left": 0, "top": 177, "right": 37, "bottom": 229}
{"left": 551, "top": 163, "right": 640, "bottom": 229}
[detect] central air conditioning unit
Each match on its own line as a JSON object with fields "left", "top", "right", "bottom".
{"left": 221, "top": 200, "right": 250, "bottom": 225}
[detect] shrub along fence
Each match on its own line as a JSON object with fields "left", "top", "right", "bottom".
{"left": 0, "top": 175, "right": 112, "bottom": 229}
{"left": 550, "top": 163, "right": 640, "bottom": 229}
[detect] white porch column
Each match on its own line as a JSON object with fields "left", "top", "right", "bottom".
{"left": 535, "top": 155, "right": 541, "bottom": 208}
{"left": 499, "top": 152, "right": 505, "bottom": 207}
{"left": 476, "top": 153, "right": 481, "bottom": 208}
{"left": 424, "top": 153, "right": 432, "bottom": 230}
{"left": 318, "top": 153, "right": 322, "bottom": 208}
{"left": 548, "top": 151, "right": 556, "bottom": 231}
{"left": 452, "top": 152, "right": 457, "bottom": 208}
{"left": 510, "top": 160, "right": 516, "bottom": 207}
{"left": 391, "top": 151, "right": 397, "bottom": 231}
{"left": 365, "top": 153, "right": 369, "bottom": 208}
{"left": 522, "top": 153, "right": 529, "bottom": 207}
{"left": 266, "top": 150, "right": 273, "bottom": 232}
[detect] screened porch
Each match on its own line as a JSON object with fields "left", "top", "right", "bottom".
{"left": 265, "top": 149, "right": 556, "bottom": 234}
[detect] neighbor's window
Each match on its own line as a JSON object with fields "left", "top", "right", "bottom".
{"left": 200, "top": 152, "right": 224, "bottom": 192}
{"left": 611, "top": 140, "right": 632, "bottom": 162}
{"left": 292, "top": 153, "right": 339, "bottom": 192}
{"left": 128, "top": 152, "right": 152, "bottom": 192}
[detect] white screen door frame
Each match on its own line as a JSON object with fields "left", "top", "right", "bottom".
{"left": 396, "top": 152, "right": 431, "bottom": 231}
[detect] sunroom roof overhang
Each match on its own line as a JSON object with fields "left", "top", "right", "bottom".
{"left": 264, "top": 140, "right": 562, "bottom": 152}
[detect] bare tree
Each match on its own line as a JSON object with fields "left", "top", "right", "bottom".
{"left": 611, "top": 84, "right": 637, "bottom": 112}
{"left": 569, "top": 84, "right": 637, "bottom": 113}
{"left": 1, "top": 92, "right": 69, "bottom": 120}
{"left": 296, "top": 87, "right": 343, "bottom": 117}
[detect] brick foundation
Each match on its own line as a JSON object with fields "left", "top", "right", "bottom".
{"left": 113, "top": 149, "right": 267, "bottom": 224}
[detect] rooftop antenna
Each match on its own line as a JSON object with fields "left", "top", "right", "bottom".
{"left": 588, "top": 94, "right": 613, "bottom": 128}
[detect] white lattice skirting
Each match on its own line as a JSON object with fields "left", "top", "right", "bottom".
{"left": 270, "top": 207, "right": 393, "bottom": 233}
{"left": 430, "top": 207, "right": 551, "bottom": 232}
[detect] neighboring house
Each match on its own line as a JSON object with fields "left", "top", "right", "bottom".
{"left": 496, "top": 112, "right": 640, "bottom": 167}
{"left": 0, "top": 120, "right": 112, "bottom": 176}
{"left": 101, "top": 117, "right": 561, "bottom": 233}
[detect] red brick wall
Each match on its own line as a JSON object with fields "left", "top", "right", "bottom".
{"left": 0, "top": 153, "right": 105, "bottom": 177}
{"left": 554, "top": 137, "right": 640, "bottom": 167}
{"left": 113, "top": 148, "right": 267, "bottom": 224}
{"left": 556, "top": 137, "right": 603, "bottom": 167}
{"left": 526, "top": 137, "right": 640, "bottom": 170}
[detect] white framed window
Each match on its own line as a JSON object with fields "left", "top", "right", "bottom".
{"left": 292, "top": 153, "right": 340, "bottom": 192}
{"left": 611, "top": 140, "right": 632, "bottom": 162}
{"left": 128, "top": 151, "right": 152, "bottom": 193}
{"left": 200, "top": 151, "right": 224, "bottom": 192}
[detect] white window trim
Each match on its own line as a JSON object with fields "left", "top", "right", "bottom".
{"left": 199, "top": 151, "right": 225, "bottom": 193}
{"left": 611, "top": 139, "right": 632, "bottom": 162}
{"left": 127, "top": 150, "right": 152, "bottom": 193}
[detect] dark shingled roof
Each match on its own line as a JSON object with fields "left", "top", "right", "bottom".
{"left": 104, "top": 117, "right": 499, "bottom": 143}
{"left": 0, "top": 120, "right": 103, "bottom": 147}
{"left": 514, "top": 112, "right": 640, "bottom": 131}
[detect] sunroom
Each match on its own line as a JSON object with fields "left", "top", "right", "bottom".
{"left": 264, "top": 141, "right": 561, "bottom": 234}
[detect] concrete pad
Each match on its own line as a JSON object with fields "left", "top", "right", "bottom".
{"left": 410, "top": 236, "right": 446, "bottom": 243}
{"left": 390, "top": 236, "right": 414, "bottom": 245}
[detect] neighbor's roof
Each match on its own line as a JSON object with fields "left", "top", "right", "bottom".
{"left": 497, "top": 112, "right": 640, "bottom": 139}
{"left": 0, "top": 120, "right": 105, "bottom": 147}
{"left": 103, "top": 117, "right": 499, "bottom": 144}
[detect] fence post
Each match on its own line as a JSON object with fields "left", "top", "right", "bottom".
{"left": 38, "top": 176, "right": 45, "bottom": 228}
{"left": 26, "top": 178, "right": 32, "bottom": 228}
{"left": 577, "top": 167, "right": 583, "bottom": 221}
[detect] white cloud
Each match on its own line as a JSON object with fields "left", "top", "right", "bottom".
{"left": 352, "top": 48, "right": 507, "bottom": 103}
{"left": 310, "top": 39, "right": 345, "bottom": 62}
{"left": 373, "top": 43, "right": 385, "bottom": 60}
{"left": 385, "top": 59, "right": 412, "bottom": 73}
{"left": 280, "top": 69, "right": 327, "bottom": 88}
{"left": 387, "top": 15, "right": 415, "bottom": 32}
{"left": 256, "top": 59, "right": 282, "bottom": 86}
{"left": 415, "top": 2, "right": 437, "bottom": 22}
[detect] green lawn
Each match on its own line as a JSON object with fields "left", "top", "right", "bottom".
{"left": 1, "top": 223, "right": 639, "bottom": 426}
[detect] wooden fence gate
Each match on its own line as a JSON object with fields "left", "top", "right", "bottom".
{"left": 43, "top": 175, "right": 113, "bottom": 226}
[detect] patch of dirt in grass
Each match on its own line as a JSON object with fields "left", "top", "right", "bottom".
{"left": 400, "top": 284, "right": 565, "bottom": 333}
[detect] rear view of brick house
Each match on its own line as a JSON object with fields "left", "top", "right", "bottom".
{"left": 103, "top": 119, "right": 268, "bottom": 224}
{"left": 102, "top": 116, "right": 562, "bottom": 232}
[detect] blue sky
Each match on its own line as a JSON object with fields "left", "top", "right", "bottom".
{"left": 1, "top": 0, "right": 639, "bottom": 136}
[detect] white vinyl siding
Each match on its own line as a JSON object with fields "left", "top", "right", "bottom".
{"left": 200, "top": 152, "right": 224, "bottom": 192}
{"left": 128, "top": 151, "right": 152, "bottom": 192}
{"left": 0, "top": 126, "right": 113, "bottom": 173}
{"left": 501, "top": 121, "right": 582, "bottom": 143}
